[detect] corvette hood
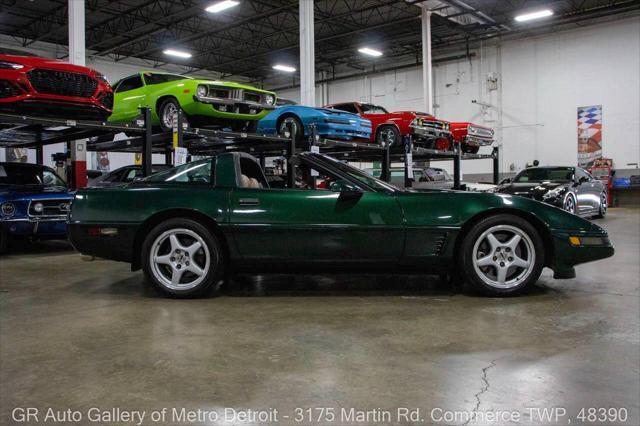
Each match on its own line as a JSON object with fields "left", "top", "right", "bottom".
{"left": 496, "top": 182, "right": 566, "bottom": 200}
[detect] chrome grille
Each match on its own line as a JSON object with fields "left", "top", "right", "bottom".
{"left": 28, "top": 199, "right": 71, "bottom": 218}
{"left": 468, "top": 126, "right": 494, "bottom": 140}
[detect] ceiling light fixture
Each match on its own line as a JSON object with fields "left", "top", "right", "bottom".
{"left": 273, "top": 64, "right": 296, "bottom": 73}
{"left": 205, "top": 0, "right": 240, "bottom": 13}
{"left": 358, "top": 47, "right": 383, "bottom": 57}
{"left": 163, "top": 49, "right": 192, "bottom": 59}
{"left": 514, "top": 9, "right": 553, "bottom": 22}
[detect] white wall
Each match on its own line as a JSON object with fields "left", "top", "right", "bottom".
{"left": 274, "top": 17, "right": 640, "bottom": 177}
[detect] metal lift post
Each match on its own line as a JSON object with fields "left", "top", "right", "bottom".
{"left": 381, "top": 141, "right": 391, "bottom": 183}
{"left": 453, "top": 143, "right": 461, "bottom": 190}
{"left": 286, "top": 122, "right": 296, "bottom": 189}
{"left": 142, "top": 107, "right": 153, "bottom": 177}
{"left": 492, "top": 146, "right": 500, "bottom": 184}
{"left": 403, "top": 135, "right": 413, "bottom": 189}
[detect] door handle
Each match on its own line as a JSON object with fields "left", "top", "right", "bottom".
{"left": 238, "top": 198, "right": 260, "bottom": 206}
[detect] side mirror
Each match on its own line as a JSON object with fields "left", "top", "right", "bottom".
{"left": 329, "top": 179, "right": 362, "bottom": 199}
{"left": 499, "top": 177, "right": 512, "bottom": 185}
{"left": 578, "top": 176, "right": 589, "bottom": 184}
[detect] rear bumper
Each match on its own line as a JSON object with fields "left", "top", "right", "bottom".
{"left": 1, "top": 218, "right": 67, "bottom": 237}
{"left": 68, "top": 222, "right": 137, "bottom": 263}
{"left": 550, "top": 231, "right": 614, "bottom": 278}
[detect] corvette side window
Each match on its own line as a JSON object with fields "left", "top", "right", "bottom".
{"left": 295, "top": 163, "right": 336, "bottom": 191}
{"left": 115, "top": 75, "right": 143, "bottom": 93}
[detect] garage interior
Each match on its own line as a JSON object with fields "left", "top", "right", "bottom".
{"left": 1, "top": 0, "right": 639, "bottom": 425}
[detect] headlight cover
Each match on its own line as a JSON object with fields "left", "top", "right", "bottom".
{"left": 264, "top": 94, "right": 275, "bottom": 105}
{"left": 0, "top": 61, "right": 24, "bottom": 70}
{"left": 196, "top": 85, "right": 208, "bottom": 97}
{"left": 1, "top": 202, "right": 15, "bottom": 216}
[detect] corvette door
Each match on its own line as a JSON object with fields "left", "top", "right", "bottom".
{"left": 228, "top": 157, "right": 404, "bottom": 264}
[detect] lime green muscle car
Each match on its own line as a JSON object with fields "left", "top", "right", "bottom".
{"left": 68, "top": 152, "right": 614, "bottom": 299}
{"left": 108, "top": 72, "right": 277, "bottom": 131}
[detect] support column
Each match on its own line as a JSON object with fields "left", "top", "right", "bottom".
{"left": 299, "top": 0, "right": 315, "bottom": 106}
{"left": 68, "top": 0, "right": 87, "bottom": 188}
{"left": 421, "top": 7, "right": 433, "bottom": 115}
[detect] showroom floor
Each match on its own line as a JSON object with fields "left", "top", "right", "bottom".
{"left": 1, "top": 209, "right": 638, "bottom": 425}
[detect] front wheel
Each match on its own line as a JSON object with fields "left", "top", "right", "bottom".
{"left": 278, "top": 116, "right": 304, "bottom": 144}
{"left": 375, "top": 125, "right": 401, "bottom": 147}
{"left": 142, "top": 218, "right": 224, "bottom": 298}
{"left": 158, "top": 98, "right": 189, "bottom": 132}
{"left": 459, "top": 214, "right": 544, "bottom": 296}
{"left": 563, "top": 194, "right": 577, "bottom": 215}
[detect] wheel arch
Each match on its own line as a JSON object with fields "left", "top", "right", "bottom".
{"left": 131, "top": 208, "right": 229, "bottom": 271}
{"left": 453, "top": 207, "right": 555, "bottom": 267}
{"left": 155, "top": 94, "right": 180, "bottom": 115}
{"left": 276, "top": 112, "right": 304, "bottom": 135}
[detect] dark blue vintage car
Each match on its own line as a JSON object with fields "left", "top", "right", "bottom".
{"left": 0, "top": 162, "right": 72, "bottom": 253}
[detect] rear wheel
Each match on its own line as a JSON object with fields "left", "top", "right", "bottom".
{"left": 278, "top": 115, "right": 304, "bottom": 144}
{"left": 375, "top": 125, "right": 401, "bottom": 147}
{"left": 142, "top": 218, "right": 223, "bottom": 298}
{"left": 459, "top": 214, "right": 544, "bottom": 296}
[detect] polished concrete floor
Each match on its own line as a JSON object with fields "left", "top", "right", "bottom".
{"left": 1, "top": 209, "right": 638, "bottom": 425}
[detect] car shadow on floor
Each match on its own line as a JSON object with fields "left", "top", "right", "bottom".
{"left": 1, "top": 239, "right": 73, "bottom": 256}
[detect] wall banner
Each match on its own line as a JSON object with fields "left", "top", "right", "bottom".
{"left": 577, "top": 105, "right": 602, "bottom": 168}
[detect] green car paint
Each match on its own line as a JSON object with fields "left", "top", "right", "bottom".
{"left": 68, "top": 152, "right": 613, "bottom": 284}
{"left": 108, "top": 71, "right": 276, "bottom": 127}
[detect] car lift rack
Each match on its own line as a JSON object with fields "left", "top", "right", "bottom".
{"left": 0, "top": 108, "right": 500, "bottom": 190}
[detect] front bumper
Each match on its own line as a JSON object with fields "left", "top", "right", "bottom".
{"left": 410, "top": 122, "right": 451, "bottom": 140}
{"left": 315, "top": 122, "right": 371, "bottom": 140}
{"left": 0, "top": 98, "right": 111, "bottom": 120}
{"left": 1, "top": 218, "right": 67, "bottom": 237}
{"left": 464, "top": 135, "right": 494, "bottom": 147}
{"left": 550, "top": 231, "right": 614, "bottom": 278}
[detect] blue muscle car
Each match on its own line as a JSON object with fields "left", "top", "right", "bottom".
{"left": 0, "top": 162, "right": 72, "bottom": 253}
{"left": 256, "top": 105, "right": 372, "bottom": 144}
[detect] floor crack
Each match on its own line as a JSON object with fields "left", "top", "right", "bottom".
{"left": 463, "top": 360, "right": 497, "bottom": 426}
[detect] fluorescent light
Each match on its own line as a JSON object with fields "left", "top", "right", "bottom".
{"left": 515, "top": 9, "right": 553, "bottom": 22}
{"left": 205, "top": 0, "right": 239, "bottom": 13}
{"left": 163, "top": 49, "right": 192, "bottom": 59}
{"left": 273, "top": 64, "right": 296, "bottom": 73}
{"left": 358, "top": 47, "right": 383, "bottom": 57}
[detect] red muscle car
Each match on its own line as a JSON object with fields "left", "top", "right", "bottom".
{"left": 0, "top": 47, "right": 113, "bottom": 120}
{"left": 449, "top": 121, "right": 494, "bottom": 154}
{"left": 324, "top": 101, "right": 452, "bottom": 150}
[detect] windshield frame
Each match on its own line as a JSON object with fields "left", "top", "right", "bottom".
{"left": 308, "top": 153, "right": 402, "bottom": 193}
{"left": 360, "top": 103, "right": 389, "bottom": 114}
{"left": 0, "top": 163, "right": 67, "bottom": 188}
{"left": 513, "top": 167, "right": 575, "bottom": 183}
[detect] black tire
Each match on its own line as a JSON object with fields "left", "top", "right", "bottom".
{"left": 142, "top": 218, "right": 224, "bottom": 298}
{"left": 459, "top": 214, "right": 545, "bottom": 296}
{"left": 157, "top": 97, "right": 188, "bottom": 132}
{"left": 0, "top": 230, "right": 7, "bottom": 254}
{"left": 563, "top": 193, "right": 577, "bottom": 215}
{"left": 462, "top": 144, "right": 480, "bottom": 154}
{"left": 375, "top": 125, "right": 401, "bottom": 147}
{"left": 595, "top": 191, "right": 608, "bottom": 218}
{"left": 278, "top": 115, "right": 304, "bottom": 144}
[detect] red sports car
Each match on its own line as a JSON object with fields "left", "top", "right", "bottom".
{"left": 450, "top": 121, "right": 495, "bottom": 154}
{"left": 324, "top": 101, "right": 452, "bottom": 150}
{"left": 0, "top": 48, "right": 113, "bottom": 121}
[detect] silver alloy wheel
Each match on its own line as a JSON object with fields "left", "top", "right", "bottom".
{"left": 161, "top": 101, "right": 179, "bottom": 129}
{"left": 600, "top": 192, "right": 607, "bottom": 215}
{"left": 279, "top": 118, "right": 298, "bottom": 139}
{"left": 150, "top": 228, "right": 210, "bottom": 291}
{"left": 378, "top": 127, "right": 397, "bottom": 146}
{"left": 472, "top": 224, "right": 536, "bottom": 289}
{"left": 563, "top": 195, "right": 576, "bottom": 214}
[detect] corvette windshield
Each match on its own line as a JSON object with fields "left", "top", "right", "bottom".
{"left": 360, "top": 104, "right": 388, "bottom": 114}
{"left": 144, "top": 159, "right": 212, "bottom": 184}
{"left": 316, "top": 155, "right": 401, "bottom": 192}
{"left": 0, "top": 164, "right": 66, "bottom": 188}
{"left": 514, "top": 167, "right": 574, "bottom": 183}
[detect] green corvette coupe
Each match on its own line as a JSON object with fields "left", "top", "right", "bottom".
{"left": 108, "top": 71, "right": 277, "bottom": 131}
{"left": 68, "top": 153, "right": 614, "bottom": 298}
